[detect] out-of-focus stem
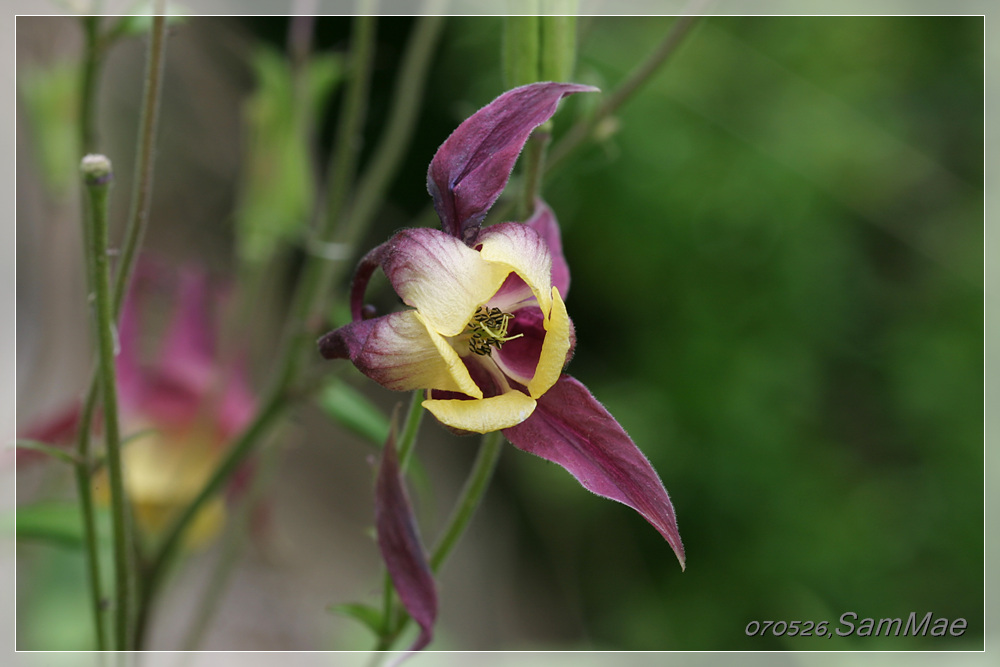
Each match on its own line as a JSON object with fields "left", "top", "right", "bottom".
{"left": 111, "top": 10, "right": 168, "bottom": 318}
{"left": 144, "top": 11, "right": 381, "bottom": 629}
{"left": 73, "top": 384, "right": 107, "bottom": 650}
{"left": 546, "top": 14, "right": 702, "bottom": 174}
{"left": 342, "top": 13, "right": 444, "bottom": 247}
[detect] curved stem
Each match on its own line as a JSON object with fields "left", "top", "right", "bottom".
{"left": 111, "top": 11, "right": 168, "bottom": 318}
{"left": 546, "top": 14, "right": 703, "bottom": 175}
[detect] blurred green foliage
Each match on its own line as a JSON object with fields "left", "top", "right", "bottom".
{"left": 428, "top": 15, "right": 982, "bottom": 649}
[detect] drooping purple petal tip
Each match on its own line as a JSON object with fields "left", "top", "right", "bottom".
{"left": 503, "top": 374, "right": 685, "bottom": 569}
{"left": 428, "top": 82, "right": 599, "bottom": 245}
{"left": 375, "top": 432, "right": 438, "bottom": 652}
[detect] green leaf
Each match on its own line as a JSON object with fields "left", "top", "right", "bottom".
{"left": 18, "top": 61, "right": 79, "bottom": 196}
{"left": 14, "top": 439, "right": 80, "bottom": 467}
{"left": 236, "top": 47, "right": 342, "bottom": 264}
{"left": 327, "top": 602, "right": 383, "bottom": 636}
{"left": 317, "top": 378, "right": 390, "bottom": 446}
{"left": 10, "top": 502, "right": 109, "bottom": 549}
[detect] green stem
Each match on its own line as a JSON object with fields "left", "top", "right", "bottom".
{"left": 111, "top": 10, "right": 168, "bottom": 318}
{"left": 70, "top": 12, "right": 168, "bottom": 650}
{"left": 397, "top": 390, "right": 424, "bottom": 471}
{"left": 342, "top": 13, "right": 444, "bottom": 247}
{"left": 140, "top": 15, "right": 380, "bottom": 630}
{"left": 430, "top": 430, "right": 504, "bottom": 571}
{"left": 518, "top": 125, "right": 551, "bottom": 219}
{"left": 180, "top": 439, "right": 282, "bottom": 651}
{"left": 73, "top": 384, "right": 107, "bottom": 650}
{"left": 81, "top": 155, "right": 134, "bottom": 651}
{"left": 79, "top": 16, "right": 103, "bottom": 154}
{"left": 139, "top": 388, "right": 287, "bottom": 623}
{"left": 274, "top": 13, "right": 377, "bottom": 392}
{"left": 546, "top": 14, "right": 702, "bottom": 175}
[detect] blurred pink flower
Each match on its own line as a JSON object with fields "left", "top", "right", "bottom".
{"left": 21, "top": 263, "right": 256, "bottom": 547}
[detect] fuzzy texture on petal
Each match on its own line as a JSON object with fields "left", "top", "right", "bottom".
{"left": 423, "top": 390, "right": 537, "bottom": 434}
{"left": 503, "top": 374, "right": 685, "bottom": 568}
{"left": 318, "top": 311, "right": 482, "bottom": 398}
{"left": 375, "top": 433, "right": 437, "bottom": 653}
{"left": 427, "top": 82, "right": 598, "bottom": 244}
{"left": 525, "top": 199, "right": 571, "bottom": 298}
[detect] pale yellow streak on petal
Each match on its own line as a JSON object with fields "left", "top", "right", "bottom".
{"left": 414, "top": 311, "right": 483, "bottom": 399}
{"left": 422, "top": 391, "right": 537, "bottom": 434}
{"left": 527, "top": 286, "right": 570, "bottom": 399}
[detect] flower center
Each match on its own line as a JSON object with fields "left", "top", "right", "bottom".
{"left": 466, "top": 305, "right": 523, "bottom": 356}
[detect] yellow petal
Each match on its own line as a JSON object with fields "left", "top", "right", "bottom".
{"left": 527, "top": 286, "right": 570, "bottom": 399}
{"left": 422, "top": 390, "right": 537, "bottom": 433}
{"left": 385, "top": 229, "right": 509, "bottom": 336}
{"left": 478, "top": 223, "right": 553, "bottom": 314}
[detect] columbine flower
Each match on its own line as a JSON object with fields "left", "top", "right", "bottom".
{"left": 22, "top": 263, "right": 256, "bottom": 548}
{"left": 318, "top": 82, "right": 684, "bottom": 649}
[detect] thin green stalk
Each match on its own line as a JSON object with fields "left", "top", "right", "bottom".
{"left": 81, "top": 155, "right": 134, "bottom": 650}
{"left": 139, "top": 388, "right": 287, "bottom": 617}
{"left": 397, "top": 390, "right": 424, "bottom": 471}
{"left": 518, "top": 126, "right": 551, "bottom": 219}
{"left": 73, "top": 384, "right": 107, "bottom": 650}
{"left": 342, "top": 13, "right": 445, "bottom": 246}
{"left": 546, "top": 14, "right": 702, "bottom": 175}
{"left": 430, "top": 430, "right": 504, "bottom": 571}
{"left": 275, "top": 13, "right": 377, "bottom": 392}
{"left": 70, "top": 13, "right": 168, "bottom": 650}
{"left": 180, "top": 439, "right": 282, "bottom": 651}
{"left": 502, "top": 12, "right": 539, "bottom": 89}
{"left": 111, "top": 9, "right": 168, "bottom": 318}
{"left": 142, "top": 15, "right": 380, "bottom": 619}
{"left": 79, "top": 16, "right": 102, "bottom": 154}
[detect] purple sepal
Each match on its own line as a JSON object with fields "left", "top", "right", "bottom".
{"left": 375, "top": 432, "right": 438, "bottom": 652}
{"left": 525, "top": 199, "right": 570, "bottom": 298}
{"left": 427, "top": 82, "right": 598, "bottom": 244}
{"left": 503, "top": 374, "right": 685, "bottom": 569}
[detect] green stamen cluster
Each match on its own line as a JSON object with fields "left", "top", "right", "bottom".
{"left": 466, "top": 305, "right": 523, "bottom": 356}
